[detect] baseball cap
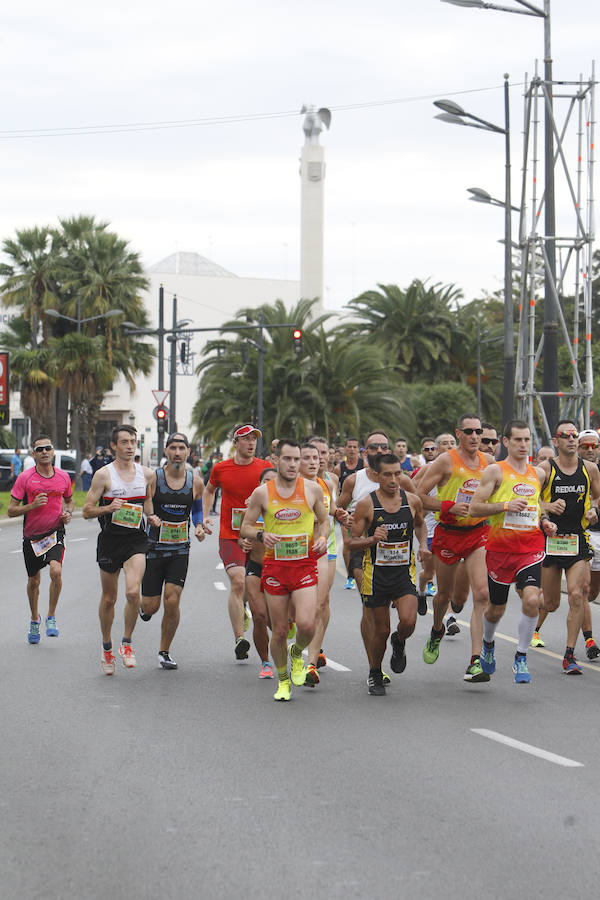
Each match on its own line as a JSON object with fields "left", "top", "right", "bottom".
{"left": 578, "top": 429, "right": 599, "bottom": 442}
{"left": 166, "top": 432, "right": 190, "bottom": 447}
{"left": 233, "top": 424, "right": 262, "bottom": 440}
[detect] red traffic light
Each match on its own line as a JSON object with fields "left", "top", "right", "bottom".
{"left": 156, "top": 406, "right": 167, "bottom": 420}
{"left": 292, "top": 328, "right": 302, "bottom": 340}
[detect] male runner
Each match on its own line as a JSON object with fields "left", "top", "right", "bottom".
{"left": 138, "top": 433, "right": 205, "bottom": 669}
{"left": 436, "top": 433, "right": 457, "bottom": 453}
{"left": 470, "top": 420, "right": 556, "bottom": 683}
{"left": 202, "top": 424, "right": 271, "bottom": 660}
{"left": 479, "top": 423, "right": 499, "bottom": 459}
{"left": 240, "top": 439, "right": 329, "bottom": 701}
{"left": 350, "top": 453, "right": 430, "bottom": 695}
{"left": 9, "top": 435, "right": 74, "bottom": 643}
{"left": 83, "top": 424, "right": 154, "bottom": 674}
{"left": 413, "top": 437, "right": 437, "bottom": 605}
{"left": 578, "top": 430, "right": 600, "bottom": 654}
{"left": 537, "top": 420, "right": 600, "bottom": 674}
{"left": 534, "top": 445, "right": 556, "bottom": 465}
{"left": 394, "top": 437, "right": 418, "bottom": 473}
{"left": 417, "top": 413, "right": 491, "bottom": 682}
{"left": 244, "top": 467, "right": 278, "bottom": 679}
{"left": 334, "top": 436, "right": 364, "bottom": 589}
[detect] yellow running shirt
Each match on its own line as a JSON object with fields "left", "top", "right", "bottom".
{"left": 436, "top": 448, "right": 488, "bottom": 527}
{"left": 263, "top": 477, "right": 315, "bottom": 562}
{"left": 487, "top": 461, "right": 544, "bottom": 554}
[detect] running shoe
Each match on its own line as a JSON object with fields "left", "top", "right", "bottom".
{"left": 259, "top": 661, "right": 274, "bottom": 679}
{"left": 366, "top": 672, "right": 391, "bottom": 686}
{"left": 530, "top": 631, "right": 545, "bottom": 648}
{"left": 426, "top": 582, "right": 435, "bottom": 597}
{"left": 304, "top": 664, "right": 320, "bottom": 687}
{"left": 45, "top": 615, "right": 59, "bottom": 637}
{"left": 287, "top": 621, "right": 296, "bottom": 641}
{"left": 390, "top": 632, "right": 407, "bottom": 674}
{"left": 562, "top": 656, "right": 583, "bottom": 675}
{"left": 243, "top": 605, "right": 251, "bottom": 632}
{"left": 139, "top": 607, "right": 152, "bottom": 622}
{"left": 158, "top": 651, "right": 178, "bottom": 670}
{"left": 344, "top": 577, "right": 356, "bottom": 590}
{"left": 513, "top": 653, "right": 531, "bottom": 684}
{"left": 368, "top": 670, "right": 386, "bottom": 696}
{"left": 417, "top": 593, "right": 428, "bottom": 616}
{"left": 28, "top": 618, "right": 41, "bottom": 644}
{"left": 423, "top": 627, "right": 444, "bottom": 664}
{"left": 119, "top": 643, "right": 137, "bottom": 668}
{"left": 316, "top": 650, "right": 327, "bottom": 669}
{"left": 463, "top": 657, "right": 490, "bottom": 683}
{"left": 235, "top": 637, "right": 250, "bottom": 660}
{"left": 101, "top": 649, "right": 116, "bottom": 675}
{"left": 289, "top": 644, "right": 307, "bottom": 686}
{"left": 446, "top": 616, "right": 460, "bottom": 636}
{"left": 273, "top": 678, "right": 291, "bottom": 701}
{"left": 585, "top": 639, "right": 600, "bottom": 660}
{"left": 480, "top": 639, "right": 496, "bottom": 675}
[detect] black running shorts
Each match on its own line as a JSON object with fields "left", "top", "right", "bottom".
{"left": 142, "top": 552, "right": 189, "bottom": 596}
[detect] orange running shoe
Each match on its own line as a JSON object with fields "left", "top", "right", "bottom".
{"left": 101, "top": 650, "right": 116, "bottom": 676}
{"left": 118, "top": 643, "right": 137, "bottom": 668}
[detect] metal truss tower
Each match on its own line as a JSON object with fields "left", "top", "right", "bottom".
{"left": 515, "top": 63, "right": 596, "bottom": 447}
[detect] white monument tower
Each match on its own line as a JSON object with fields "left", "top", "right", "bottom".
{"left": 300, "top": 104, "right": 331, "bottom": 316}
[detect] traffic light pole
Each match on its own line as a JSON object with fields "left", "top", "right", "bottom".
{"left": 157, "top": 285, "right": 165, "bottom": 461}
{"left": 169, "top": 295, "right": 178, "bottom": 434}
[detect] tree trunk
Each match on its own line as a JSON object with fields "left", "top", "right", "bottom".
{"left": 55, "top": 387, "right": 69, "bottom": 447}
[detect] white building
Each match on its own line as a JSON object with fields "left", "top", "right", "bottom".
{"left": 98, "top": 251, "right": 299, "bottom": 460}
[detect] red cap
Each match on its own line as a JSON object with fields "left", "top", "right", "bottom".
{"left": 233, "top": 424, "right": 262, "bottom": 440}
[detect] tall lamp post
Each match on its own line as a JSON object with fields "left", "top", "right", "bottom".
{"left": 434, "top": 75, "right": 514, "bottom": 433}
{"left": 440, "top": 0, "right": 556, "bottom": 429}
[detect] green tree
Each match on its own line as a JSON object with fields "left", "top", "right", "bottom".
{"left": 404, "top": 382, "right": 478, "bottom": 438}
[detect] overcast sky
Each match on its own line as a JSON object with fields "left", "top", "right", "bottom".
{"left": 2, "top": 1, "right": 597, "bottom": 312}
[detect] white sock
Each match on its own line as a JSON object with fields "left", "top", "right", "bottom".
{"left": 483, "top": 615, "right": 497, "bottom": 645}
{"left": 518, "top": 613, "right": 538, "bottom": 654}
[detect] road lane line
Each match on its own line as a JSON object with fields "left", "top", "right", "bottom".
{"left": 301, "top": 649, "right": 351, "bottom": 672}
{"left": 10, "top": 549, "right": 20, "bottom": 554}
{"left": 216, "top": 562, "right": 224, "bottom": 570}
{"left": 214, "top": 582, "right": 227, "bottom": 591}
{"left": 69, "top": 538, "right": 88, "bottom": 543}
{"left": 471, "top": 728, "right": 584, "bottom": 768}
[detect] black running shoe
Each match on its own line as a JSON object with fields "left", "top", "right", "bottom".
{"left": 139, "top": 607, "right": 152, "bottom": 622}
{"left": 368, "top": 670, "right": 386, "bottom": 696}
{"left": 446, "top": 616, "right": 460, "bottom": 636}
{"left": 235, "top": 637, "right": 250, "bottom": 660}
{"left": 417, "top": 593, "right": 428, "bottom": 616}
{"left": 158, "top": 651, "right": 178, "bottom": 670}
{"left": 390, "top": 632, "right": 407, "bottom": 673}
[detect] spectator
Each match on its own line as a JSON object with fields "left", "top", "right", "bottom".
{"left": 79, "top": 453, "right": 93, "bottom": 491}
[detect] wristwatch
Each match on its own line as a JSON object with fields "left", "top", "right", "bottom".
{"left": 256, "top": 530, "right": 264, "bottom": 543}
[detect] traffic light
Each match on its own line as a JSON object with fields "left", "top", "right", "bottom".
{"left": 292, "top": 328, "right": 303, "bottom": 355}
{"left": 153, "top": 404, "right": 168, "bottom": 434}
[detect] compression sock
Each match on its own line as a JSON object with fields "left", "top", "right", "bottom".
{"left": 483, "top": 615, "right": 498, "bottom": 645}
{"left": 518, "top": 613, "right": 538, "bottom": 654}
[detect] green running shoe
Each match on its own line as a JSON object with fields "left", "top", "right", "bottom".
{"left": 274, "top": 678, "right": 291, "bottom": 701}
{"left": 289, "top": 643, "right": 307, "bottom": 686}
{"left": 463, "top": 657, "right": 490, "bottom": 683}
{"left": 423, "top": 629, "right": 444, "bottom": 664}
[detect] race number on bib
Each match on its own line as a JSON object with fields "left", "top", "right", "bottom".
{"left": 111, "top": 503, "right": 143, "bottom": 529}
{"left": 31, "top": 532, "right": 58, "bottom": 557}
{"left": 231, "top": 508, "right": 245, "bottom": 531}
{"left": 274, "top": 533, "right": 309, "bottom": 561}
{"left": 375, "top": 540, "right": 410, "bottom": 566}
{"left": 455, "top": 488, "right": 474, "bottom": 506}
{"left": 546, "top": 534, "right": 579, "bottom": 556}
{"left": 158, "top": 520, "right": 188, "bottom": 543}
{"left": 503, "top": 505, "right": 539, "bottom": 531}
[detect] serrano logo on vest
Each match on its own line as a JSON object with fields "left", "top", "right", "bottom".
{"left": 463, "top": 478, "right": 480, "bottom": 491}
{"left": 513, "top": 483, "right": 536, "bottom": 497}
{"left": 274, "top": 508, "right": 301, "bottom": 521}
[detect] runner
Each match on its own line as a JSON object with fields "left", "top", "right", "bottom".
{"left": 9, "top": 435, "right": 74, "bottom": 644}
{"left": 536, "top": 420, "right": 600, "bottom": 674}
{"left": 533, "top": 445, "right": 556, "bottom": 465}
{"left": 412, "top": 437, "right": 438, "bottom": 608}
{"left": 244, "top": 467, "right": 279, "bottom": 679}
{"left": 138, "top": 433, "right": 205, "bottom": 669}
{"left": 334, "top": 436, "right": 365, "bottom": 590}
{"left": 202, "top": 424, "right": 272, "bottom": 660}
{"left": 470, "top": 419, "right": 556, "bottom": 683}
{"left": 394, "top": 437, "right": 417, "bottom": 473}
{"left": 479, "top": 422, "right": 499, "bottom": 459}
{"left": 416, "top": 414, "right": 491, "bottom": 682}
{"left": 350, "top": 453, "right": 430, "bottom": 695}
{"left": 83, "top": 424, "right": 154, "bottom": 675}
{"left": 576, "top": 429, "right": 600, "bottom": 659}
{"left": 435, "top": 432, "right": 457, "bottom": 453}
{"left": 240, "top": 439, "right": 329, "bottom": 701}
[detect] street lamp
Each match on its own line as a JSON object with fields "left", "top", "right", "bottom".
{"left": 46, "top": 298, "right": 123, "bottom": 332}
{"left": 467, "top": 187, "right": 520, "bottom": 212}
{"left": 434, "top": 74, "right": 514, "bottom": 435}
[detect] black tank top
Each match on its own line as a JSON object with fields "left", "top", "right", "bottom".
{"left": 541, "top": 458, "right": 591, "bottom": 535}
{"left": 361, "top": 490, "right": 414, "bottom": 593}
{"left": 339, "top": 457, "right": 364, "bottom": 489}
{"left": 147, "top": 467, "right": 193, "bottom": 555}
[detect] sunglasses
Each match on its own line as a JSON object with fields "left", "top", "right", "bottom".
{"left": 580, "top": 442, "right": 598, "bottom": 450}
{"left": 556, "top": 432, "right": 578, "bottom": 439}
{"left": 367, "top": 442, "right": 389, "bottom": 450}
{"left": 461, "top": 428, "right": 483, "bottom": 436}
{"left": 481, "top": 437, "right": 499, "bottom": 446}
{"left": 422, "top": 446, "right": 436, "bottom": 452}
{"left": 34, "top": 445, "right": 53, "bottom": 453}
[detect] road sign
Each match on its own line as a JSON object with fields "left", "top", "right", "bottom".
{"left": 152, "top": 389, "right": 169, "bottom": 406}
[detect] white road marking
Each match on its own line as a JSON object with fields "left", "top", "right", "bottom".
{"left": 302, "top": 649, "right": 351, "bottom": 672}
{"left": 69, "top": 538, "right": 88, "bottom": 543}
{"left": 216, "top": 562, "right": 224, "bottom": 570}
{"left": 10, "top": 549, "right": 20, "bottom": 554}
{"left": 471, "top": 728, "right": 584, "bottom": 768}
{"left": 214, "top": 582, "right": 227, "bottom": 591}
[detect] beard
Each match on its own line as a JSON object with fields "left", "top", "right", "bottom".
{"left": 366, "top": 452, "right": 381, "bottom": 470}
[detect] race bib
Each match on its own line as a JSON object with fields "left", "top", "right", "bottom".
{"left": 504, "top": 505, "right": 539, "bottom": 531}
{"left": 231, "top": 508, "right": 245, "bottom": 531}
{"left": 455, "top": 488, "right": 474, "bottom": 506}
{"left": 158, "top": 520, "right": 188, "bottom": 543}
{"left": 31, "top": 532, "right": 57, "bottom": 557}
{"left": 274, "top": 533, "right": 309, "bottom": 561}
{"left": 111, "top": 502, "right": 143, "bottom": 529}
{"left": 375, "top": 540, "right": 410, "bottom": 566}
{"left": 546, "top": 534, "right": 578, "bottom": 556}
{"left": 323, "top": 493, "right": 331, "bottom": 515}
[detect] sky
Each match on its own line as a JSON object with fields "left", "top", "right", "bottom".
{"left": 1, "top": 0, "right": 597, "bottom": 314}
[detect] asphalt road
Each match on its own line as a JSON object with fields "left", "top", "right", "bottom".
{"left": 2, "top": 514, "right": 600, "bottom": 899}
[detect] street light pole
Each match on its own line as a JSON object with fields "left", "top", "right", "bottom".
{"left": 169, "top": 295, "right": 177, "bottom": 434}
{"left": 158, "top": 284, "right": 165, "bottom": 460}
{"left": 256, "top": 314, "right": 264, "bottom": 454}
{"left": 541, "top": 0, "right": 558, "bottom": 431}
